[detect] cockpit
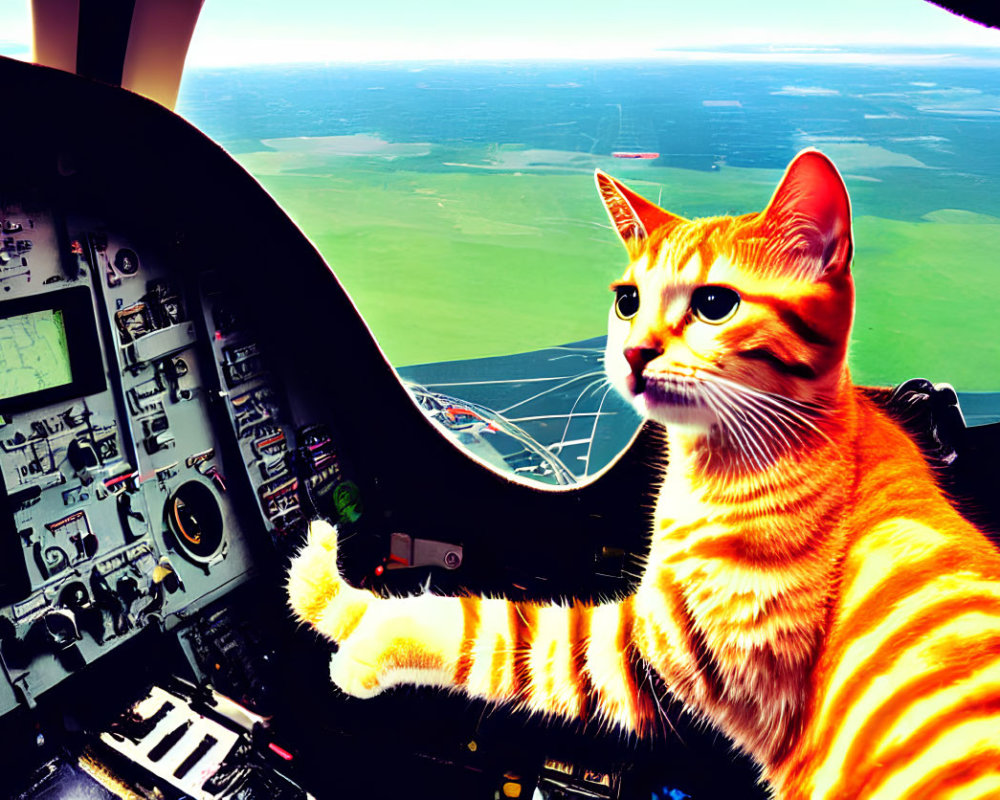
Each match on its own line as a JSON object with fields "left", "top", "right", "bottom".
{"left": 0, "top": 3, "right": 998, "bottom": 798}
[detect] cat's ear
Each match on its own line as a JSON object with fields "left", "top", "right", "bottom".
{"left": 595, "top": 170, "right": 682, "bottom": 256}
{"left": 762, "top": 149, "right": 853, "bottom": 276}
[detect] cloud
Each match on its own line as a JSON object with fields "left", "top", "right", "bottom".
{"left": 771, "top": 85, "right": 840, "bottom": 96}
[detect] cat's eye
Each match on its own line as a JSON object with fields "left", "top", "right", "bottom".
{"left": 614, "top": 284, "right": 639, "bottom": 320}
{"left": 691, "top": 286, "right": 740, "bottom": 324}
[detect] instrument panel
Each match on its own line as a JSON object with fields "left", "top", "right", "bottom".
{"left": 0, "top": 199, "right": 271, "bottom": 713}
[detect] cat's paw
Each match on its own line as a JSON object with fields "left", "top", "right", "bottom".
{"left": 327, "top": 595, "right": 463, "bottom": 699}
{"left": 306, "top": 515, "right": 341, "bottom": 555}
{"left": 288, "top": 521, "right": 460, "bottom": 699}
{"left": 287, "top": 518, "right": 350, "bottom": 627}
{"left": 328, "top": 643, "right": 386, "bottom": 699}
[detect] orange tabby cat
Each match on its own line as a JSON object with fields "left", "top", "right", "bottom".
{"left": 287, "top": 150, "right": 1000, "bottom": 799}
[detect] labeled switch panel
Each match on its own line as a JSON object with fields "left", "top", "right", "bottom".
{"left": 200, "top": 284, "right": 355, "bottom": 550}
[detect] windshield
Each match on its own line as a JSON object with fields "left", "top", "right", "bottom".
{"left": 5, "top": 1, "right": 999, "bottom": 481}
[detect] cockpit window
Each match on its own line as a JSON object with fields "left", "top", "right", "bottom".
{"left": 127, "top": 5, "right": 1000, "bottom": 478}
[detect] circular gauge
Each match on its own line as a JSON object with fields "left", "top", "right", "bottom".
{"left": 114, "top": 247, "right": 140, "bottom": 275}
{"left": 166, "top": 481, "right": 225, "bottom": 564}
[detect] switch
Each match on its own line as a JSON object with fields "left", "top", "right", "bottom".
{"left": 145, "top": 431, "right": 175, "bottom": 454}
{"left": 386, "top": 533, "right": 463, "bottom": 571}
{"left": 67, "top": 439, "right": 98, "bottom": 470}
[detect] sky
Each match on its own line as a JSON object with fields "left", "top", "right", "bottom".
{"left": 1, "top": 0, "right": 999, "bottom": 66}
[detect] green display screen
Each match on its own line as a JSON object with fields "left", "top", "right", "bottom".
{"left": 0, "top": 308, "right": 73, "bottom": 401}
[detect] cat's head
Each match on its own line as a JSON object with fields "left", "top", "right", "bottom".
{"left": 598, "top": 150, "right": 854, "bottom": 453}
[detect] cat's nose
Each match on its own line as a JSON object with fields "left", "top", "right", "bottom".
{"left": 624, "top": 346, "right": 662, "bottom": 377}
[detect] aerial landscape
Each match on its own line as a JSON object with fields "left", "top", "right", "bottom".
{"left": 177, "top": 54, "right": 1000, "bottom": 395}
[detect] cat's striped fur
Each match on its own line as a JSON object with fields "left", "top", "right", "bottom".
{"left": 288, "top": 150, "right": 1000, "bottom": 798}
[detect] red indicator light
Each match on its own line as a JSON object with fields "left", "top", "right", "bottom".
{"left": 268, "top": 742, "right": 294, "bottom": 761}
{"left": 215, "top": 330, "right": 223, "bottom": 341}
{"left": 374, "top": 565, "right": 384, "bottom": 576}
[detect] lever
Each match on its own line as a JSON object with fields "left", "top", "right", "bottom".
{"left": 381, "top": 533, "right": 463, "bottom": 572}
{"left": 117, "top": 493, "right": 146, "bottom": 543}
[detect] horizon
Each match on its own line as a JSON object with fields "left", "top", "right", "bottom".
{"left": 171, "top": 45, "right": 1000, "bottom": 72}
{"left": 2, "top": 0, "right": 999, "bottom": 68}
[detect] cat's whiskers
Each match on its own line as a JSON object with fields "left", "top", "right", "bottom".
{"left": 707, "top": 384, "right": 794, "bottom": 474}
{"left": 712, "top": 375, "right": 833, "bottom": 446}
{"left": 498, "top": 370, "right": 606, "bottom": 414}
{"left": 670, "top": 368, "right": 840, "bottom": 481}
{"left": 554, "top": 375, "right": 612, "bottom": 454}
{"left": 586, "top": 379, "right": 611, "bottom": 400}
{"left": 547, "top": 345, "right": 607, "bottom": 357}
{"left": 706, "top": 401, "right": 766, "bottom": 473}
{"left": 641, "top": 371, "right": 761, "bottom": 475}
{"left": 747, "top": 396, "right": 824, "bottom": 447}
{"left": 582, "top": 384, "right": 616, "bottom": 473}
{"left": 699, "top": 381, "right": 773, "bottom": 473}
{"left": 702, "top": 374, "right": 834, "bottom": 465}
{"left": 721, "top": 389, "right": 783, "bottom": 466}
{"left": 724, "top": 389, "right": 798, "bottom": 454}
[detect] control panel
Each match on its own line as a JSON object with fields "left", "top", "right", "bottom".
{"left": 197, "top": 282, "right": 348, "bottom": 547}
{"left": 0, "top": 196, "right": 269, "bottom": 714}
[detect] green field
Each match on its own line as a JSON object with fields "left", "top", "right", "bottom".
{"left": 235, "top": 136, "right": 1000, "bottom": 391}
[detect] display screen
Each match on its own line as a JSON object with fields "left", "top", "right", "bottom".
{"left": 0, "top": 287, "right": 106, "bottom": 415}
{"left": 0, "top": 308, "right": 73, "bottom": 401}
